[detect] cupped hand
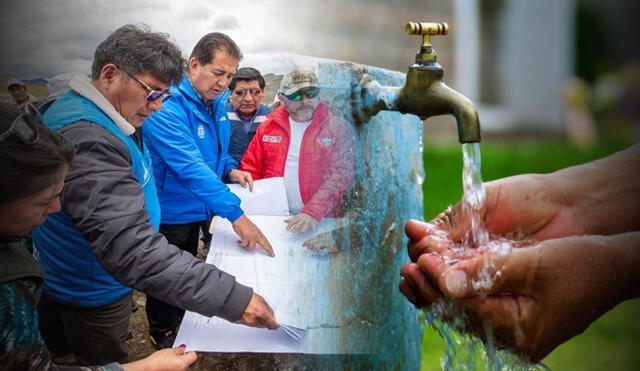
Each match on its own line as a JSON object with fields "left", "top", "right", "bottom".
{"left": 400, "top": 173, "right": 586, "bottom": 309}
{"left": 410, "top": 234, "right": 634, "bottom": 362}
{"left": 406, "top": 173, "right": 588, "bottom": 263}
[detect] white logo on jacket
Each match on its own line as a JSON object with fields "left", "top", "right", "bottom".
{"left": 140, "top": 163, "right": 152, "bottom": 187}
{"left": 197, "top": 125, "right": 205, "bottom": 139}
{"left": 317, "top": 137, "right": 335, "bottom": 147}
{"left": 262, "top": 135, "right": 282, "bottom": 143}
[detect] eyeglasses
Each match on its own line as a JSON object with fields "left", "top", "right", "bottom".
{"left": 233, "top": 88, "right": 263, "bottom": 97}
{"left": 284, "top": 87, "right": 319, "bottom": 102}
{"left": 0, "top": 104, "right": 42, "bottom": 145}
{"left": 117, "top": 66, "right": 172, "bottom": 102}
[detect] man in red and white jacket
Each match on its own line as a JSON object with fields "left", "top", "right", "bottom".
{"left": 241, "top": 69, "right": 356, "bottom": 233}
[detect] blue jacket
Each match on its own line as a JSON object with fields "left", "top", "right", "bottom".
{"left": 33, "top": 90, "right": 161, "bottom": 307}
{"left": 226, "top": 102, "right": 272, "bottom": 163}
{"left": 143, "top": 77, "right": 244, "bottom": 224}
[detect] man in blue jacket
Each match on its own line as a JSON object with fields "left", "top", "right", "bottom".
{"left": 227, "top": 67, "right": 272, "bottom": 163}
{"left": 143, "top": 32, "right": 275, "bottom": 348}
{"left": 33, "top": 26, "right": 277, "bottom": 364}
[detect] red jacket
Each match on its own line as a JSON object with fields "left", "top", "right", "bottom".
{"left": 240, "top": 102, "right": 356, "bottom": 220}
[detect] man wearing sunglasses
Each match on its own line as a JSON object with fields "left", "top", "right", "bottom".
{"left": 241, "top": 70, "right": 356, "bottom": 234}
{"left": 227, "top": 67, "right": 272, "bottom": 164}
{"left": 32, "top": 25, "right": 276, "bottom": 365}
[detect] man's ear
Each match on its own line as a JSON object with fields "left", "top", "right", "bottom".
{"left": 188, "top": 57, "right": 199, "bottom": 74}
{"left": 98, "top": 64, "right": 119, "bottom": 87}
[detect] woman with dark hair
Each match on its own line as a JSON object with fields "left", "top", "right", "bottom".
{"left": 0, "top": 102, "right": 197, "bottom": 370}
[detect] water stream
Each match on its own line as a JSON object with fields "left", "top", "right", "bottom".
{"left": 422, "top": 143, "right": 549, "bottom": 371}
{"left": 461, "top": 143, "right": 489, "bottom": 248}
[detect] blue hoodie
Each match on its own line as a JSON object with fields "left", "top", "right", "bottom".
{"left": 143, "top": 76, "right": 243, "bottom": 224}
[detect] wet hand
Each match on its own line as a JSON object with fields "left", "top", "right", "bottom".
{"left": 400, "top": 173, "right": 582, "bottom": 311}
{"left": 228, "top": 169, "right": 254, "bottom": 192}
{"left": 405, "top": 174, "right": 588, "bottom": 263}
{"left": 238, "top": 293, "right": 279, "bottom": 330}
{"left": 410, "top": 233, "right": 639, "bottom": 362}
{"left": 284, "top": 213, "right": 318, "bottom": 234}
{"left": 232, "top": 214, "right": 275, "bottom": 257}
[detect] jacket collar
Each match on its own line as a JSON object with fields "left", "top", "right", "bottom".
{"left": 69, "top": 75, "right": 136, "bottom": 135}
{"left": 226, "top": 102, "right": 270, "bottom": 123}
{"left": 177, "top": 75, "right": 231, "bottom": 115}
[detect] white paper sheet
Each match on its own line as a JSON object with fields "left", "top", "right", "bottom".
{"left": 175, "top": 215, "right": 345, "bottom": 353}
{"left": 227, "top": 177, "right": 289, "bottom": 216}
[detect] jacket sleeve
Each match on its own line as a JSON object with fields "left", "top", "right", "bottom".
{"left": 0, "top": 280, "right": 125, "bottom": 371}
{"left": 239, "top": 124, "right": 265, "bottom": 180}
{"left": 302, "top": 118, "right": 356, "bottom": 220}
{"left": 143, "top": 106, "right": 244, "bottom": 222}
{"left": 58, "top": 122, "right": 252, "bottom": 321}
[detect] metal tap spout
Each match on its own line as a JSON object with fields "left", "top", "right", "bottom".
{"left": 352, "top": 22, "right": 481, "bottom": 143}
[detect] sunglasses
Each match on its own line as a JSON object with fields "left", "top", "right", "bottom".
{"left": 0, "top": 104, "right": 42, "bottom": 145}
{"left": 233, "top": 88, "right": 263, "bottom": 97}
{"left": 117, "top": 66, "right": 172, "bottom": 102}
{"left": 284, "top": 87, "right": 320, "bottom": 102}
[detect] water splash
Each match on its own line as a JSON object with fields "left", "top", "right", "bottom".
{"left": 421, "top": 143, "right": 547, "bottom": 370}
{"left": 422, "top": 308, "right": 550, "bottom": 371}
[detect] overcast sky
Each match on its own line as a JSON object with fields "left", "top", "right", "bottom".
{"left": 0, "top": 0, "right": 296, "bottom": 78}
{"left": 0, "top": 0, "right": 429, "bottom": 80}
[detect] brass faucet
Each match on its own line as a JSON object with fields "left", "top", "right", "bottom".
{"left": 353, "top": 22, "right": 481, "bottom": 143}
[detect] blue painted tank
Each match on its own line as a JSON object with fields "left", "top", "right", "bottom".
{"left": 196, "top": 55, "right": 424, "bottom": 370}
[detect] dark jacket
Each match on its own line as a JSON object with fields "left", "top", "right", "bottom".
{"left": 0, "top": 236, "right": 122, "bottom": 370}
{"left": 226, "top": 102, "right": 272, "bottom": 163}
{"left": 32, "top": 81, "right": 252, "bottom": 322}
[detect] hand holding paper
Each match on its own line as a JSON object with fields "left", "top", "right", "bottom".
{"left": 228, "top": 169, "right": 254, "bottom": 191}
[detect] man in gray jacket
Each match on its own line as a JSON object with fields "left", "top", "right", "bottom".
{"left": 32, "top": 25, "right": 277, "bottom": 366}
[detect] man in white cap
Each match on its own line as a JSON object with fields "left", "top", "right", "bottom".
{"left": 38, "top": 72, "right": 76, "bottom": 113}
{"left": 7, "top": 78, "right": 39, "bottom": 112}
{"left": 240, "top": 69, "right": 356, "bottom": 234}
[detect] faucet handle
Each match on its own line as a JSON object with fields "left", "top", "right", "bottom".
{"left": 406, "top": 22, "right": 448, "bottom": 47}
{"left": 405, "top": 22, "right": 448, "bottom": 36}
{"left": 406, "top": 22, "right": 448, "bottom": 64}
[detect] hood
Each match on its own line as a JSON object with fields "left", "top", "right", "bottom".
{"left": 69, "top": 75, "right": 136, "bottom": 135}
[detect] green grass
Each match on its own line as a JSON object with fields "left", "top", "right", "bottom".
{"left": 419, "top": 139, "right": 640, "bottom": 370}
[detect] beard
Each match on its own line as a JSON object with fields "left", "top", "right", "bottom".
{"left": 292, "top": 104, "right": 315, "bottom": 121}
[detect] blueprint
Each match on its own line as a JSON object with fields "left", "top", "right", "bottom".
{"left": 174, "top": 181, "right": 346, "bottom": 353}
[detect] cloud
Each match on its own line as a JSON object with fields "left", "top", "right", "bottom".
{"left": 178, "top": 2, "right": 213, "bottom": 21}
{"left": 210, "top": 13, "right": 239, "bottom": 30}
{"left": 0, "top": 0, "right": 421, "bottom": 80}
